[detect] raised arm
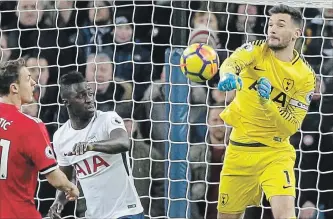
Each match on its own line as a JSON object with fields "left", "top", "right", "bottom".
{"left": 218, "top": 41, "right": 263, "bottom": 92}
{"left": 219, "top": 41, "right": 262, "bottom": 76}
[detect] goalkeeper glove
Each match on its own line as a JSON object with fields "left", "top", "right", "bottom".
{"left": 218, "top": 73, "right": 242, "bottom": 91}
{"left": 257, "top": 77, "right": 271, "bottom": 101}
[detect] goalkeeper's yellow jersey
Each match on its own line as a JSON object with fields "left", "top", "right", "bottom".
{"left": 219, "top": 40, "right": 316, "bottom": 148}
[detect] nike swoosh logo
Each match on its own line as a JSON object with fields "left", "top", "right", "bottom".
{"left": 283, "top": 185, "right": 292, "bottom": 189}
{"left": 254, "top": 66, "right": 265, "bottom": 71}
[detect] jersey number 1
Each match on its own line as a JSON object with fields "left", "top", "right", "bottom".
{"left": 0, "top": 139, "right": 10, "bottom": 180}
{"left": 283, "top": 170, "right": 291, "bottom": 185}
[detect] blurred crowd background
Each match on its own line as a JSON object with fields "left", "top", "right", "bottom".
{"left": 0, "top": 1, "right": 333, "bottom": 219}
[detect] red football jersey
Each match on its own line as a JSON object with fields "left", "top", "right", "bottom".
{"left": 0, "top": 103, "right": 58, "bottom": 218}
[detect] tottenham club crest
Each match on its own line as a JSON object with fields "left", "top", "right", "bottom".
{"left": 283, "top": 78, "right": 294, "bottom": 92}
{"left": 220, "top": 193, "right": 229, "bottom": 207}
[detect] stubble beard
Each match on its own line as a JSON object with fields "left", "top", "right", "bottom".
{"left": 267, "top": 37, "right": 292, "bottom": 51}
{"left": 268, "top": 42, "right": 289, "bottom": 51}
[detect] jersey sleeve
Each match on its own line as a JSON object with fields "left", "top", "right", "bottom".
{"left": 52, "top": 130, "right": 71, "bottom": 167}
{"left": 219, "top": 40, "right": 264, "bottom": 75}
{"left": 24, "top": 121, "right": 58, "bottom": 175}
{"left": 262, "top": 72, "right": 316, "bottom": 136}
{"left": 103, "top": 112, "right": 127, "bottom": 137}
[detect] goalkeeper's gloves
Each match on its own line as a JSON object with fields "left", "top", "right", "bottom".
{"left": 257, "top": 77, "right": 271, "bottom": 102}
{"left": 218, "top": 73, "right": 242, "bottom": 91}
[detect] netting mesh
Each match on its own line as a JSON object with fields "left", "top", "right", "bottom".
{"left": 1, "top": 0, "right": 333, "bottom": 218}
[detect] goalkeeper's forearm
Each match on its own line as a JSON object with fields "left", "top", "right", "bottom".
{"left": 219, "top": 57, "right": 251, "bottom": 77}
{"left": 262, "top": 100, "right": 305, "bottom": 136}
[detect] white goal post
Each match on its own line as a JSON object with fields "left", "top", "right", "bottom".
{"left": 0, "top": 0, "right": 332, "bottom": 219}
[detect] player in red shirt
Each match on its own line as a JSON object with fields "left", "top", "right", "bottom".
{"left": 0, "top": 59, "right": 79, "bottom": 219}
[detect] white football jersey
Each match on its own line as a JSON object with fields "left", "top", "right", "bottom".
{"left": 53, "top": 110, "right": 143, "bottom": 219}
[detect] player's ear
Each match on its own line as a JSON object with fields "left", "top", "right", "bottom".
{"left": 10, "top": 82, "right": 19, "bottom": 94}
{"left": 293, "top": 28, "right": 302, "bottom": 41}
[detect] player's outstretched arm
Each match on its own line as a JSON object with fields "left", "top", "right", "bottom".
{"left": 218, "top": 42, "right": 261, "bottom": 92}
{"left": 257, "top": 77, "right": 315, "bottom": 136}
{"left": 45, "top": 167, "right": 79, "bottom": 199}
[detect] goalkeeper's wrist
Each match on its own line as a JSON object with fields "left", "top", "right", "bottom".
{"left": 260, "top": 98, "right": 271, "bottom": 104}
{"left": 219, "top": 72, "right": 238, "bottom": 83}
{"left": 260, "top": 99, "right": 279, "bottom": 119}
{"left": 219, "top": 66, "right": 237, "bottom": 77}
{"left": 220, "top": 71, "right": 237, "bottom": 77}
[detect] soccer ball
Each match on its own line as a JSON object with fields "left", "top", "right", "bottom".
{"left": 180, "top": 43, "right": 220, "bottom": 82}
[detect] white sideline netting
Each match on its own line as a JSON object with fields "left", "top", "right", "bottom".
{"left": 0, "top": 0, "right": 332, "bottom": 219}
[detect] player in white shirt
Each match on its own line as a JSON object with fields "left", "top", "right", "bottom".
{"left": 48, "top": 72, "right": 143, "bottom": 219}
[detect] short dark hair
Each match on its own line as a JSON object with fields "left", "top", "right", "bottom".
{"left": 269, "top": 4, "right": 303, "bottom": 27}
{"left": 60, "top": 71, "right": 85, "bottom": 86}
{"left": 0, "top": 58, "right": 25, "bottom": 96}
{"left": 59, "top": 71, "right": 85, "bottom": 98}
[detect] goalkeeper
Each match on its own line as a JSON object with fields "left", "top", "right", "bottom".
{"left": 216, "top": 4, "right": 316, "bottom": 219}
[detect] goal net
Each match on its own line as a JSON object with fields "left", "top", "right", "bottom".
{"left": 1, "top": 0, "right": 332, "bottom": 218}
